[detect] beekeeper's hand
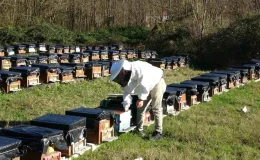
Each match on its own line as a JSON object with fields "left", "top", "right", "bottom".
{"left": 124, "top": 105, "right": 130, "bottom": 111}
{"left": 136, "top": 99, "right": 144, "bottom": 108}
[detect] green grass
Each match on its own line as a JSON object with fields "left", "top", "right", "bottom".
{"left": 2, "top": 67, "right": 260, "bottom": 159}
{"left": 0, "top": 67, "right": 204, "bottom": 123}
{"left": 0, "top": 79, "right": 122, "bottom": 124}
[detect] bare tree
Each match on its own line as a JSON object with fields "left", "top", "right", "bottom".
{"left": 0, "top": 0, "right": 258, "bottom": 33}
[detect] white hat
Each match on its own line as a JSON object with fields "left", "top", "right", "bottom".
{"left": 110, "top": 59, "right": 131, "bottom": 81}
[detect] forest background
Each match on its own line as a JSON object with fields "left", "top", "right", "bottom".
{"left": 0, "top": 0, "right": 259, "bottom": 69}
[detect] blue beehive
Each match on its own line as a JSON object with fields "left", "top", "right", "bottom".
{"left": 99, "top": 94, "right": 137, "bottom": 133}
{"left": 113, "top": 110, "right": 132, "bottom": 133}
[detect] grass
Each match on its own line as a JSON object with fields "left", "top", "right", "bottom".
{"left": 2, "top": 67, "right": 260, "bottom": 159}
{"left": 0, "top": 67, "right": 203, "bottom": 124}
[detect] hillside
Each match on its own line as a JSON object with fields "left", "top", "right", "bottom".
{"left": 1, "top": 68, "right": 260, "bottom": 159}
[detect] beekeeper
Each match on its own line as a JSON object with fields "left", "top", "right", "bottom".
{"left": 110, "top": 59, "right": 166, "bottom": 140}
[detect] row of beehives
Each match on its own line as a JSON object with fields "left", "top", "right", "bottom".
{"left": 1, "top": 44, "right": 125, "bottom": 55}
{"left": 0, "top": 43, "right": 140, "bottom": 55}
{"left": 0, "top": 43, "right": 158, "bottom": 60}
{"left": 0, "top": 93, "right": 151, "bottom": 160}
{"left": 147, "top": 55, "right": 189, "bottom": 70}
{"left": 0, "top": 62, "right": 109, "bottom": 93}
{"left": 0, "top": 54, "right": 189, "bottom": 93}
{"left": 0, "top": 42, "right": 191, "bottom": 70}
{"left": 162, "top": 59, "right": 260, "bottom": 115}
{"left": 0, "top": 53, "right": 188, "bottom": 72}
{"left": 1, "top": 58, "right": 259, "bottom": 160}
{"left": 0, "top": 43, "right": 126, "bottom": 54}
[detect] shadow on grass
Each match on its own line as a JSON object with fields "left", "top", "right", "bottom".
{"left": 0, "top": 121, "right": 30, "bottom": 128}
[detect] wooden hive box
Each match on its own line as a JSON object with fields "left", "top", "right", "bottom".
{"left": 0, "top": 136, "right": 23, "bottom": 160}
{"left": 233, "top": 65, "right": 255, "bottom": 80}
{"left": 58, "top": 65, "right": 75, "bottom": 83}
{"left": 0, "top": 46, "right": 5, "bottom": 57}
{"left": 108, "top": 50, "right": 120, "bottom": 61}
{"left": 88, "top": 50, "right": 100, "bottom": 61}
{"left": 55, "top": 45, "right": 64, "bottom": 54}
{"left": 31, "top": 64, "right": 61, "bottom": 83}
{"left": 63, "top": 46, "right": 70, "bottom": 54}
{"left": 31, "top": 114, "right": 87, "bottom": 157}
{"left": 191, "top": 76, "right": 220, "bottom": 97}
{"left": 26, "top": 56, "right": 38, "bottom": 67}
{"left": 10, "top": 56, "right": 27, "bottom": 67}
{"left": 4, "top": 46, "right": 15, "bottom": 56}
{"left": 126, "top": 50, "right": 134, "bottom": 59}
{"left": 47, "top": 45, "right": 56, "bottom": 54}
{"left": 211, "top": 70, "right": 240, "bottom": 89}
{"left": 68, "top": 54, "right": 81, "bottom": 63}
{"left": 167, "top": 83, "right": 199, "bottom": 106}
{"left": 84, "top": 62, "right": 102, "bottom": 80}
{"left": 29, "top": 55, "right": 48, "bottom": 64}
{"left": 201, "top": 73, "right": 228, "bottom": 93}
{"left": 243, "top": 64, "right": 260, "bottom": 80}
{"left": 98, "top": 94, "right": 138, "bottom": 133}
{"left": 37, "top": 43, "right": 47, "bottom": 52}
{"left": 0, "top": 56, "right": 12, "bottom": 70}
{"left": 171, "top": 58, "right": 179, "bottom": 69}
{"left": 138, "top": 50, "right": 146, "bottom": 59}
{"left": 80, "top": 46, "right": 87, "bottom": 52}
{"left": 71, "top": 52, "right": 89, "bottom": 63}
{"left": 165, "top": 87, "right": 187, "bottom": 112}
{"left": 69, "top": 46, "right": 76, "bottom": 53}
{"left": 23, "top": 43, "right": 37, "bottom": 54}
{"left": 99, "top": 50, "right": 109, "bottom": 60}
{"left": 39, "top": 52, "right": 58, "bottom": 64}
{"left": 0, "top": 70, "right": 22, "bottom": 93}
{"left": 66, "top": 107, "right": 117, "bottom": 145}
{"left": 9, "top": 66, "right": 41, "bottom": 88}
{"left": 147, "top": 58, "right": 166, "bottom": 70}
{"left": 0, "top": 125, "right": 64, "bottom": 160}
{"left": 181, "top": 80, "right": 210, "bottom": 102}
{"left": 247, "top": 59, "right": 260, "bottom": 80}
{"left": 119, "top": 50, "right": 127, "bottom": 59}
{"left": 57, "top": 54, "right": 69, "bottom": 63}
{"left": 20, "top": 151, "right": 61, "bottom": 160}
{"left": 98, "top": 61, "right": 111, "bottom": 77}
{"left": 165, "top": 61, "right": 172, "bottom": 70}
{"left": 13, "top": 44, "right": 26, "bottom": 55}
{"left": 162, "top": 88, "right": 177, "bottom": 115}
{"left": 60, "top": 63, "right": 86, "bottom": 78}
